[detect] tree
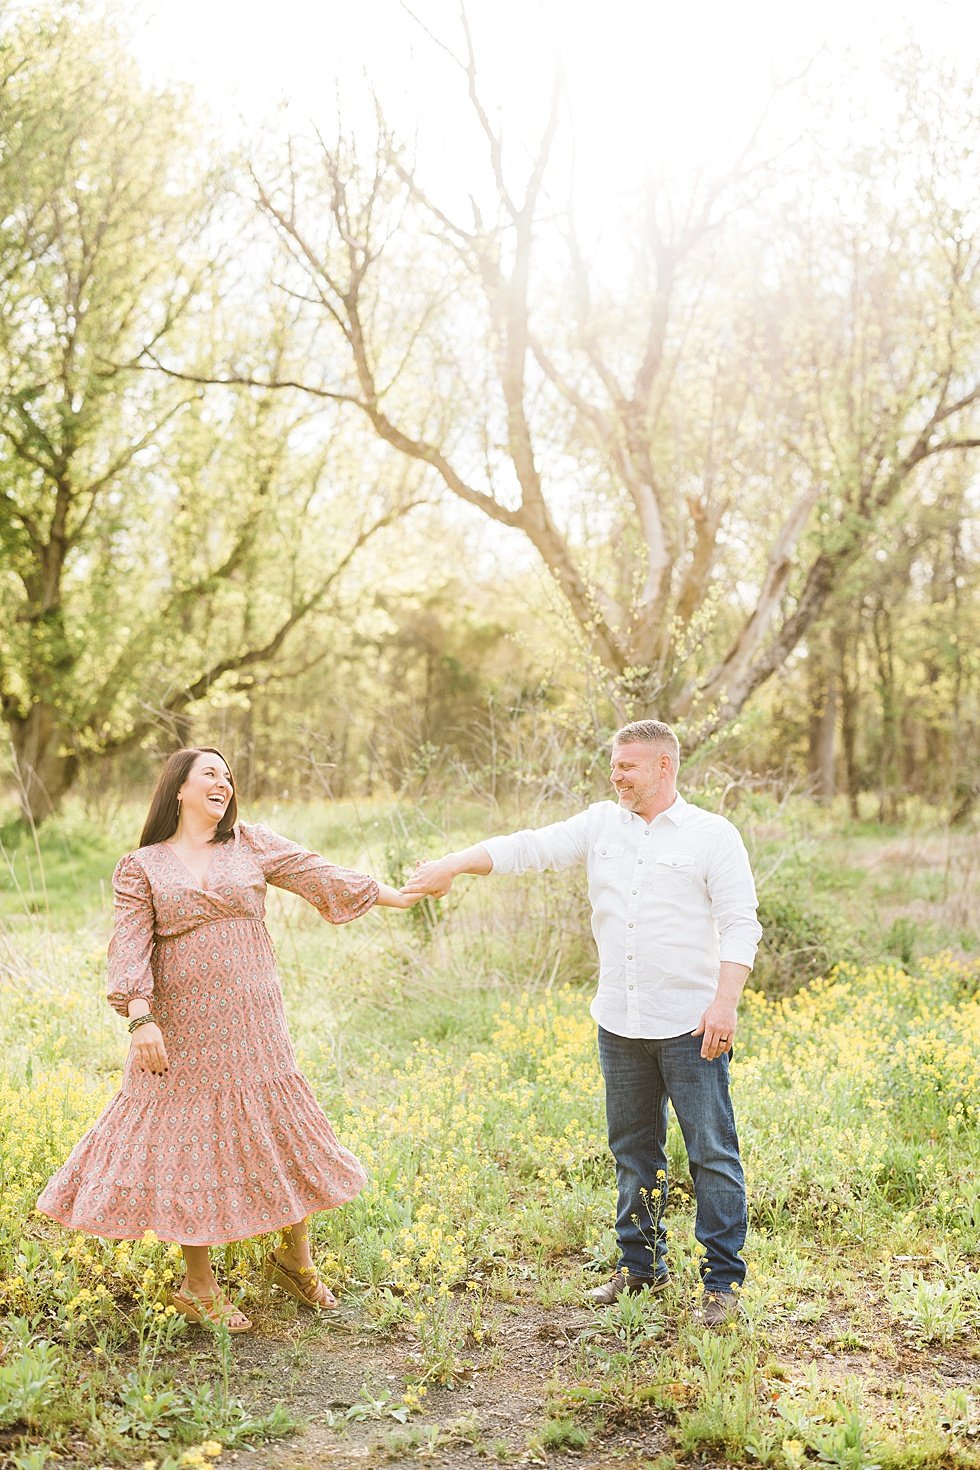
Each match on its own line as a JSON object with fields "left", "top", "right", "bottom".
{"left": 0, "top": 8, "right": 414, "bottom": 820}
{"left": 196, "top": 25, "right": 978, "bottom": 743}
{"left": 750, "top": 459, "right": 978, "bottom": 817}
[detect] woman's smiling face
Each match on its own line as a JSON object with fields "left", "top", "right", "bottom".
{"left": 177, "top": 752, "right": 234, "bottom": 825}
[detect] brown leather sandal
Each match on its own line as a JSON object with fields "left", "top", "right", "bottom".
{"left": 171, "top": 1287, "right": 253, "bottom": 1333}
{"left": 264, "top": 1252, "right": 337, "bottom": 1310}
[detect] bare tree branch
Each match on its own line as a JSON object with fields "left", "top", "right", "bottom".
{"left": 93, "top": 500, "right": 419, "bottom": 757}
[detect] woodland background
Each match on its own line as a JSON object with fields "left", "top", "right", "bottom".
{"left": 0, "top": 2, "right": 977, "bottom": 826}
{"left": 1, "top": 8, "right": 979, "bottom": 1468}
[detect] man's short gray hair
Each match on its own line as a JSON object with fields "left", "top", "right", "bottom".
{"left": 612, "top": 720, "right": 681, "bottom": 769}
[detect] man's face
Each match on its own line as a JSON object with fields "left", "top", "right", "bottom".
{"left": 609, "top": 740, "right": 669, "bottom": 816}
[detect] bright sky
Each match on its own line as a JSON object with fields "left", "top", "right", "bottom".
{"left": 127, "top": 0, "right": 978, "bottom": 220}
{"left": 121, "top": 0, "right": 977, "bottom": 582}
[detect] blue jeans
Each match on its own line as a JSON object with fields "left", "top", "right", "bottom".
{"left": 597, "top": 1026, "right": 747, "bottom": 1293}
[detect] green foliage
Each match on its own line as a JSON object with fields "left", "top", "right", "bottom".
{"left": 0, "top": 6, "right": 975, "bottom": 827}
{"left": 754, "top": 852, "right": 867, "bottom": 989}
{"left": 0, "top": 6, "right": 427, "bottom": 821}
{"left": 673, "top": 1330, "right": 774, "bottom": 1459}
{"left": 535, "top": 1415, "right": 591, "bottom": 1451}
{"left": 0, "top": 5, "right": 219, "bottom": 809}
{"left": 0, "top": 1322, "right": 61, "bottom": 1430}
{"left": 0, "top": 800, "right": 978, "bottom": 1464}
{"left": 885, "top": 1269, "right": 980, "bottom": 1346}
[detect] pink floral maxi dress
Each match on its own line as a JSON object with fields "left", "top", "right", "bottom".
{"left": 36, "top": 823, "right": 378, "bottom": 1245}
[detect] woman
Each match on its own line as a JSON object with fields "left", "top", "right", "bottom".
{"left": 37, "top": 746, "right": 417, "bottom": 1333}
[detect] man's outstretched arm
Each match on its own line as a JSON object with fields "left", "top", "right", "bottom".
{"left": 404, "top": 844, "right": 494, "bottom": 898}
{"left": 407, "top": 810, "right": 593, "bottom": 896}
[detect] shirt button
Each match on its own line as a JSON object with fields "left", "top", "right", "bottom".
{"left": 627, "top": 954, "right": 633, "bottom": 961}
{"left": 631, "top": 890, "right": 637, "bottom": 895}
{"left": 637, "top": 860, "right": 643, "bottom": 866}
{"left": 628, "top": 922, "right": 634, "bottom": 928}
{"left": 629, "top": 984, "right": 635, "bottom": 991}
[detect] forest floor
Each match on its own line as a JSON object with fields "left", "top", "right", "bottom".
{"left": 1, "top": 799, "right": 979, "bottom": 1469}
{"left": 184, "top": 1263, "right": 980, "bottom": 1470}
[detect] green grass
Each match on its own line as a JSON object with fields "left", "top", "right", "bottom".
{"left": 0, "top": 795, "right": 978, "bottom": 1468}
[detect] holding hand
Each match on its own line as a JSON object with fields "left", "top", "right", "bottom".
{"left": 374, "top": 881, "right": 425, "bottom": 909}
{"left": 403, "top": 857, "right": 457, "bottom": 899}
{"left": 386, "top": 889, "right": 426, "bottom": 908}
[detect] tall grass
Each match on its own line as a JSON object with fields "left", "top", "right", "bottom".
{"left": 0, "top": 795, "right": 977, "bottom": 1467}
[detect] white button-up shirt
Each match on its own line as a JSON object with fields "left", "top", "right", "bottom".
{"left": 482, "top": 793, "right": 762, "bottom": 1039}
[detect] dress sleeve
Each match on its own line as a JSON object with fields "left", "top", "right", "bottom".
{"left": 244, "top": 823, "right": 379, "bottom": 923}
{"left": 106, "top": 854, "right": 156, "bottom": 1016}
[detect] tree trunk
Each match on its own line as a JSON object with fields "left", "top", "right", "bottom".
{"left": 8, "top": 705, "right": 80, "bottom": 823}
{"left": 871, "top": 602, "right": 901, "bottom": 824}
{"left": 835, "top": 627, "right": 860, "bottom": 820}
{"left": 806, "top": 641, "right": 837, "bottom": 803}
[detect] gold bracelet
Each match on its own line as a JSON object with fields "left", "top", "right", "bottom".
{"left": 127, "top": 1014, "right": 155, "bottom": 1034}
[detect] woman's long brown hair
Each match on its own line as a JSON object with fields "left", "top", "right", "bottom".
{"left": 138, "top": 747, "right": 238, "bottom": 849}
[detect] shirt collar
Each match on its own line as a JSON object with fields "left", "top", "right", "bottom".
{"left": 619, "top": 792, "right": 689, "bottom": 827}
{"left": 661, "top": 792, "right": 689, "bottom": 826}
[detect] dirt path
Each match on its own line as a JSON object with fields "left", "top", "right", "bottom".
{"left": 178, "top": 1284, "right": 674, "bottom": 1470}
{"left": 176, "top": 1270, "right": 979, "bottom": 1470}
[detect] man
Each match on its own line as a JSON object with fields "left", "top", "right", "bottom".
{"left": 404, "top": 720, "right": 762, "bottom": 1325}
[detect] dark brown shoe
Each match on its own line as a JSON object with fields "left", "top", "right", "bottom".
{"left": 588, "top": 1270, "right": 671, "bottom": 1305}
{"left": 702, "top": 1290, "right": 744, "bottom": 1326}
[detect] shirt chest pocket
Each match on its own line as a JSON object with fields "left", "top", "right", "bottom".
{"left": 654, "top": 854, "right": 698, "bottom": 885}
{"left": 592, "top": 839, "right": 625, "bottom": 872}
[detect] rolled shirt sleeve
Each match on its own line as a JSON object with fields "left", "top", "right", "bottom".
{"left": 243, "top": 823, "right": 379, "bottom": 923}
{"left": 480, "top": 795, "right": 763, "bottom": 1039}
{"left": 707, "top": 828, "right": 763, "bottom": 969}
{"left": 106, "top": 854, "right": 156, "bottom": 1016}
{"left": 481, "top": 808, "right": 592, "bottom": 875}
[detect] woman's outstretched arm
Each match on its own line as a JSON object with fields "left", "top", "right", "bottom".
{"left": 375, "top": 881, "right": 424, "bottom": 909}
